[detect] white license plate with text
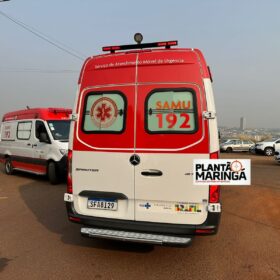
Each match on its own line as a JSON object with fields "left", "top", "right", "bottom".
{"left": 87, "top": 198, "right": 118, "bottom": 211}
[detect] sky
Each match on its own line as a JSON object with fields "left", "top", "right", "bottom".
{"left": 0, "top": 0, "right": 279, "bottom": 128}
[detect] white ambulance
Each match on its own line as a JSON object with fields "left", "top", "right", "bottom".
{"left": 0, "top": 107, "right": 71, "bottom": 184}
{"left": 65, "top": 36, "right": 221, "bottom": 246}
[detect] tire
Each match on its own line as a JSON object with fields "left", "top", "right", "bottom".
{"left": 226, "top": 147, "right": 233, "bottom": 153}
{"left": 5, "top": 158, "right": 14, "bottom": 175}
{"left": 48, "top": 161, "right": 59, "bottom": 185}
{"left": 264, "top": 147, "right": 274, "bottom": 156}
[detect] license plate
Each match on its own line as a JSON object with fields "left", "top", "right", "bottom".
{"left": 87, "top": 198, "right": 118, "bottom": 211}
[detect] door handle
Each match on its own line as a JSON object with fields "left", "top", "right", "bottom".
{"left": 27, "top": 143, "right": 31, "bottom": 146}
{"left": 141, "top": 169, "right": 163, "bottom": 176}
{"left": 32, "top": 144, "right": 37, "bottom": 147}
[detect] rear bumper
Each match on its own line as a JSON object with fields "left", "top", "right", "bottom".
{"left": 65, "top": 201, "right": 221, "bottom": 238}
{"left": 81, "top": 227, "right": 193, "bottom": 246}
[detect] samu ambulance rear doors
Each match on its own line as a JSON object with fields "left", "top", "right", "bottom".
{"left": 75, "top": 83, "right": 208, "bottom": 225}
{"left": 75, "top": 50, "right": 209, "bottom": 226}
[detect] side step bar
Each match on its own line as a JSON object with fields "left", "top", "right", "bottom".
{"left": 81, "top": 227, "right": 192, "bottom": 246}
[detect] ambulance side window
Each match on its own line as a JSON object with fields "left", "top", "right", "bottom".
{"left": 82, "top": 92, "right": 126, "bottom": 133}
{"left": 17, "top": 121, "right": 32, "bottom": 140}
{"left": 35, "top": 121, "right": 48, "bottom": 139}
{"left": 145, "top": 89, "right": 197, "bottom": 133}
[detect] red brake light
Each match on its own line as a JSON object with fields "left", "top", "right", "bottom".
{"left": 67, "top": 149, "right": 73, "bottom": 194}
{"left": 157, "top": 42, "right": 167, "bottom": 47}
{"left": 157, "top": 41, "right": 178, "bottom": 48}
{"left": 102, "top": 46, "right": 121, "bottom": 52}
{"left": 209, "top": 185, "right": 220, "bottom": 203}
{"left": 102, "top": 46, "right": 112, "bottom": 51}
{"left": 210, "top": 151, "right": 219, "bottom": 159}
{"left": 209, "top": 151, "right": 220, "bottom": 203}
{"left": 167, "top": 41, "right": 178, "bottom": 46}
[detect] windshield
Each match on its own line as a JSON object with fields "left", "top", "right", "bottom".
{"left": 47, "top": 120, "right": 70, "bottom": 141}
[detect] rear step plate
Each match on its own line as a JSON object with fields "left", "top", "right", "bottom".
{"left": 81, "top": 227, "right": 192, "bottom": 246}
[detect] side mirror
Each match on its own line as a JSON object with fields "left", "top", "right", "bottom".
{"left": 39, "top": 132, "right": 50, "bottom": 144}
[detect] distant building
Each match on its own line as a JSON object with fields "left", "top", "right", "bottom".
{"left": 240, "top": 117, "right": 246, "bottom": 131}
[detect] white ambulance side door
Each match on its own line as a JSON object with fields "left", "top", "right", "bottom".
{"left": 15, "top": 120, "right": 34, "bottom": 158}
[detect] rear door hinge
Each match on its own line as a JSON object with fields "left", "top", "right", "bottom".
{"left": 70, "top": 113, "right": 78, "bottom": 121}
{"left": 203, "top": 111, "right": 216, "bottom": 119}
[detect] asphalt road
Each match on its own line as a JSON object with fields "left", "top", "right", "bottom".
{"left": 0, "top": 153, "right": 280, "bottom": 280}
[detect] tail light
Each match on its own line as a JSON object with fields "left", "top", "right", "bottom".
{"left": 67, "top": 149, "right": 73, "bottom": 194}
{"left": 210, "top": 151, "right": 219, "bottom": 159}
{"left": 209, "top": 185, "right": 220, "bottom": 203}
{"left": 209, "top": 151, "right": 220, "bottom": 203}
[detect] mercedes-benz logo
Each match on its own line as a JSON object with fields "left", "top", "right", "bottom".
{"left": 129, "top": 154, "right": 140, "bottom": 166}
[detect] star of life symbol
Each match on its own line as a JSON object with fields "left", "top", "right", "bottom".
{"left": 90, "top": 97, "right": 118, "bottom": 128}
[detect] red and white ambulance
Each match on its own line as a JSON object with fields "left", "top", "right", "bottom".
{"left": 65, "top": 36, "right": 221, "bottom": 246}
{"left": 0, "top": 108, "right": 71, "bottom": 184}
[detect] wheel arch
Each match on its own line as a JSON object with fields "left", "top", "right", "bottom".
{"left": 4, "top": 151, "right": 12, "bottom": 158}
{"left": 265, "top": 146, "right": 274, "bottom": 150}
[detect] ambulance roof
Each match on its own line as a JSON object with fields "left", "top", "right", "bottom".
{"left": 2, "top": 108, "right": 72, "bottom": 122}
{"left": 79, "top": 47, "right": 211, "bottom": 87}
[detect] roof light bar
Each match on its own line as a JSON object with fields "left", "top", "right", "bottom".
{"left": 102, "top": 40, "right": 178, "bottom": 53}
{"left": 48, "top": 108, "right": 72, "bottom": 114}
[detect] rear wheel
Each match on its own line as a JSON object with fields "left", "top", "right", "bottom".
{"left": 5, "top": 158, "right": 14, "bottom": 175}
{"left": 226, "top": 147, "right": 233, "bottom": 153}
{"left": 48, "top": 161, "right": 59, "bottom": 185}
{"left": 264, "top": 147, "right": 274, "bottom": 156}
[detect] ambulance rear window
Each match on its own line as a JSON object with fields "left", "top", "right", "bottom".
{"left": 82, "top": 92, "right": 126, "bottom": 133}
{"left": 145, "top": 89, "right": 198, "bottom": 133}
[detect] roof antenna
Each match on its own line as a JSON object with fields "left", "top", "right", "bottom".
{"left": 26, "top": 106, "right": 30, "bottom": 110}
